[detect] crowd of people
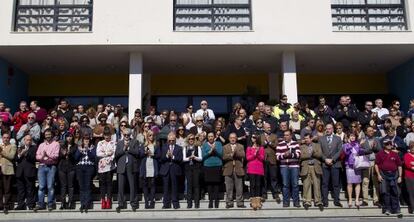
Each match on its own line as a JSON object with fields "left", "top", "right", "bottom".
{"left": 0, "top": 95, "right": 413, "bottom": 217}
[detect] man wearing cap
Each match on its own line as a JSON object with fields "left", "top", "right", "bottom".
{"left": 195, "top": 100, "right": 215, "bottom": 127}
{"left": 16, "top": 112, "right": 41, "bottom": 146}
{"left": 375, "top": 138, "right": 403, "bottom": 217}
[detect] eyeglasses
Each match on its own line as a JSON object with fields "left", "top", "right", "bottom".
{"left": 28, "top": 117, "right": 35, "bottom": 119}
{"left": 351, "top": 125, "right": 357, "bottom": 128}
{"left": 336, "top": 127, "right": 342, "bottom": 130}
{"left": 170, "top": 120, "right": 177, "bottom": 122}
{"left": 366, "top": 104, "right": 373, "bottom": 107}
{"left": 168, "top": 140, "right": 175, "bottom": 143}
{"left": 256, "top": 121, "right": 263, "bottom": 124}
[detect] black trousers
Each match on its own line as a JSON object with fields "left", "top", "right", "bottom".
{"left": 263, "top": 162, "right": 278, "bottom": 196}
{"left": 143, "top": 177, "right": 156, "bottom": 206}
{"left": 185, "top": 166, "right": 200, "bottom": 205}
{"left": 322, "top": 167, "right": 341, "bottom": 205}
{"left": 16, "top": 175, "right": 36, "bottom": 208}
{"left": 76, "top": 165, "right": 95, "bottom": 207}
{"left": 162, "top": 172, "right": 179, "bottom": 207}
{"left": 99, "top": 171, "right": 113, "bottom": 199}
{"left": 207, "top": 184, "right": 220, "bottom": 203}
{"left": 58, "top": 169, "right": 76, "bottom": 204}
{"left": 117, "top": 167, "right": 138, "bottom": 208}
{"left": 0, "top": 173, "right": 12, "bottom": 209}
{"left": 249, "top": 174, "right": 262, "bottom": 197}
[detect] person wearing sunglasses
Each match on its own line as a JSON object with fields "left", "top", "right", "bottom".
{"left": 115, "top": 128, "right": 139, "bottom": 213}
{"left": 182, "top": 133, "right": 202, "bottom": 209}
{"left": 16, "top": 112, "right": 41, "bottom": 146}
{"left": 159, "top": 132, "right": 183, "bottom": 209}
{"left": 375, "top": 138, "right": 403, "bottom": 218}
{"left": 195, "top": 100, "right": 216, "bottom": 127}
{"left": 139, "top": 130, "right": 159, "bottom": 209}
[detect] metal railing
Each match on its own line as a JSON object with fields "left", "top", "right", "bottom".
{"left": 173, "top": 0, "right": 252, "bottom": 31}
{"left": 331, "top": 0, "right": 408, "bottom": 31}
{"left": 14, "top": 0, "right": 93, "bottom": 32}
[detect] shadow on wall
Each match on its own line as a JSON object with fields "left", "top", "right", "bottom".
{"left": 388, "top": 57, "right": 414, "bottom": 112}
{"left": 0, "top": 58, "right": 28, "bottom": 113}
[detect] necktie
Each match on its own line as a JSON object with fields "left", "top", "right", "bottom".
{"left": 327, "top": 136, "right": 332, "bottom": 144}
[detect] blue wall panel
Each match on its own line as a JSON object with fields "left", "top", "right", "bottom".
{"left": 0, "top": 58, "right": 28, "bottom": 112}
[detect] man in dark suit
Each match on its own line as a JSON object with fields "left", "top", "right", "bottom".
{"left": 320, "top": 123, "right": 343, "bottom": 207}
{"left": 15, "top": 135, "right": 37, "bottom": 210}
{"left": 159, "top": 132, "right": 183, "bottom": 209}
{"left": 115, "top": 129, "right": 140, "bottom": 212}
{"left": 158, "top": 114, "right": 182, "bottom": 145}
{"left": 189, "top": 115, "right": 211, "bottom": 136}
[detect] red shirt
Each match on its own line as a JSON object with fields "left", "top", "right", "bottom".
{"left": 404, "top": 153, "right": 414, "bottom": 179}
{"left": 375, "top": 149, "right": 402, "bottom": 172}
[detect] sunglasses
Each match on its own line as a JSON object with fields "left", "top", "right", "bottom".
{"left": 168, "top": 140, "right": 175, "bottom": 143}
{"left": 395, "top": 103, "right": 400, "bottom": 106}
{"left": 144, "top": 125, "right": 150, "bottom": 128}
{"left": 188, "top": 138, "right": 195, "bottom": 140}
{"left": 196, "top": 120, "right": 203, "bottom": 122}
{"left": 28, "top": 117, "right": 35, "bottom": 119}
{"left": 256, "top": 121, "right": 263, "bottom": 124}
{"left": 201, "top": 103, "right": 207, "bottom": 105}
{"left": 170, "top": 120, "right": 177, "bottom": 122}
{"left": 121, "top": 124, "right": 127, "bottom": 127}
{"left": 188, "top": 107, "right": 193, "bottom": 109}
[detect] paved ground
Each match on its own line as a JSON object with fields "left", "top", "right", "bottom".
{"left": 6, "top": 218, "right": 413, "bottom": 222}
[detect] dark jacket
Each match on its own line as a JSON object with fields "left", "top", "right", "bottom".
{"left": 15, "top": 144, "right": 38, "bottom": 178}
{"left": 138, "top": 144, "right": 160, "bottom": 177}
{"left": 158, "top": 144, "right": 183, "bottom": 176}
{"left": 115, "top": 139, "right": 140, "bottom": 174}
{"left": 58, "top": 143, "right": 77, "bottom": 172}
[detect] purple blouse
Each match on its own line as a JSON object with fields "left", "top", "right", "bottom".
{"left": 343, "top": 141, "right": 364, "bottom": 168}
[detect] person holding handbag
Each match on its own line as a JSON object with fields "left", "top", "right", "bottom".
{"left": 343, "top": 131, "right": 366, "bottom": 209}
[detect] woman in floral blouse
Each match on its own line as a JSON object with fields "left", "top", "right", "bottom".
{"left": 96, "top": 127, "right": 116, "bottom": 209}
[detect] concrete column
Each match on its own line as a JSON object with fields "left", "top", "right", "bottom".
{"left": 268, "top": 72, "right": 280, "bottom": 102}
{"left": 128, "top": 52, "right": 143, "bottom": 121}
{"left": 282, "top": 51, "right": 298, "bottom": 104}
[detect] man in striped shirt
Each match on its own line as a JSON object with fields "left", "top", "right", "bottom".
{"left": 276, "top": 130, "right": 301, "bottom": 208}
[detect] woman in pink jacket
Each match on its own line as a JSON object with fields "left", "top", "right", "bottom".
{"left": 246, "top": 134, "right": 265, "bottom": 201}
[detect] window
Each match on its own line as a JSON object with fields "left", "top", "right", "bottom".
{"left": 14, "top": 0, "right": 93, "bottom": 32}
{"left": 331, "top": 0, "right": 408, "bottom": 31}
{"left": 173, "top": 0, "right": 252, "bottom": 31}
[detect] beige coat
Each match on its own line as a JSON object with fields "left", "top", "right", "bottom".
{"left": 300, "top": 143, "right": 322, "bottom": 177}
{"left": 0, "top": 143, "right": 17, "bottom": 175}
{"left": 222, "top": 143, "right": 245, "bottom": 176}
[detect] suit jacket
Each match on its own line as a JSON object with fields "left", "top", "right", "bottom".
{"left": 115, "top": 139, "right": 140, "bottom": 174}
{"left": 222, "top": 143, "right": 245, "bottom": 176}
{"left": 260, "top": 133, "right": 278, "bottom": 165}
{"left": 320, "top": 134, "right": 343, "bottom": 168}
{"left": 300, "top": 143, "right": 323, "bottom": 176}
{"left": 158, "top": 144, "right": 183, "bottom": 176}
{"left": 189, "top": 125, "right": 211, "bottom": 136}
{"left": 15, "top": 144, "right": 37, "bottom": 178}
{"left": 0, "top": 143, "right": 17, "bottom": 175}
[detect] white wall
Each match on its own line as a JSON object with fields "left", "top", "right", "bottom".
{"left": 1, "top": 0, "right": 414, "bottom": 46}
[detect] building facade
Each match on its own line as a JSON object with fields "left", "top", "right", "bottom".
{"left": 0, "top": 0, "right": 414, "bottom": 118}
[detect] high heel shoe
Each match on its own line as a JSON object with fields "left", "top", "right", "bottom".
{"left": 348, "top": 202, "right": 352, "bottom": 208}
{"left": 355, "top": 202, "right": 360, "bottom": 210}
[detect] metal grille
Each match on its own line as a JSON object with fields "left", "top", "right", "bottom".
{"left": 173, "top": 0, "right": 252, "bottom": 31}
{"left": 14, "top": 0, "right": 93, "bottom": 32}
{"left": 331, "top": 0, "right": 408, "bottom": 31}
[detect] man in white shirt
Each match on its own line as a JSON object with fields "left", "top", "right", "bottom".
{"left": 195, "top": 100, "right": 215, "bottom": 126}
{"left": 372, "top": 99, "right": 389, "bottom": 119}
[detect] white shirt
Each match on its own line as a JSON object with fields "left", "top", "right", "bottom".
{"left": 195, "top": 108, "right": 215, "bottom": 122}
{"left": 372, "top": 107, "right": 389, "bottom": 119}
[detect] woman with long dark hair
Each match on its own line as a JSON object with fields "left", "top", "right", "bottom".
{"left": 58, "top": 133, "right": 77, "bottom": 210}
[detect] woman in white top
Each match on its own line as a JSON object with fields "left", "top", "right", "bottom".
{"left": 182, "top": 104, "right": 196, "bottom": 131}
{"left": 96, "top": 127, "right": 116, "bottom": 209}
{"left": 182, "top": 133, "right": 203, "bottom": 208}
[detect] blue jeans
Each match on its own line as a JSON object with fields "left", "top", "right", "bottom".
{"left": 37, "top": 165, "right": 57, "bottom": 208}
{"left": 280, "top": 167, "right": 299, "bottom": 205}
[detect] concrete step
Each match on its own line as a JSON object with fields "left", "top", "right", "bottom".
{"left": 2, "top": 205, "right": 412, "bottom": 221}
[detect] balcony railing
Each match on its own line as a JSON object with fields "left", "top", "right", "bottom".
{"left": 14, "top": 0, "right": 93, "bottom": 32}
{"left": 331, "top": 0, "right": 408, "bottom": 31}
{"left": 173, "top": 0, "right": 252, "bottom": 31}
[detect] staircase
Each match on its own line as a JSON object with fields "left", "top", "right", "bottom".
{"left": 2, "top": 192, "right": 411, "bottom": 220}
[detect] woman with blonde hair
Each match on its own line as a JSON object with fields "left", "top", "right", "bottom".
{"left": 139, "top": 130, "right": 159, "bottom": 209}
{"left": 183, "top": 133, "right": 203, "bottom": 208}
